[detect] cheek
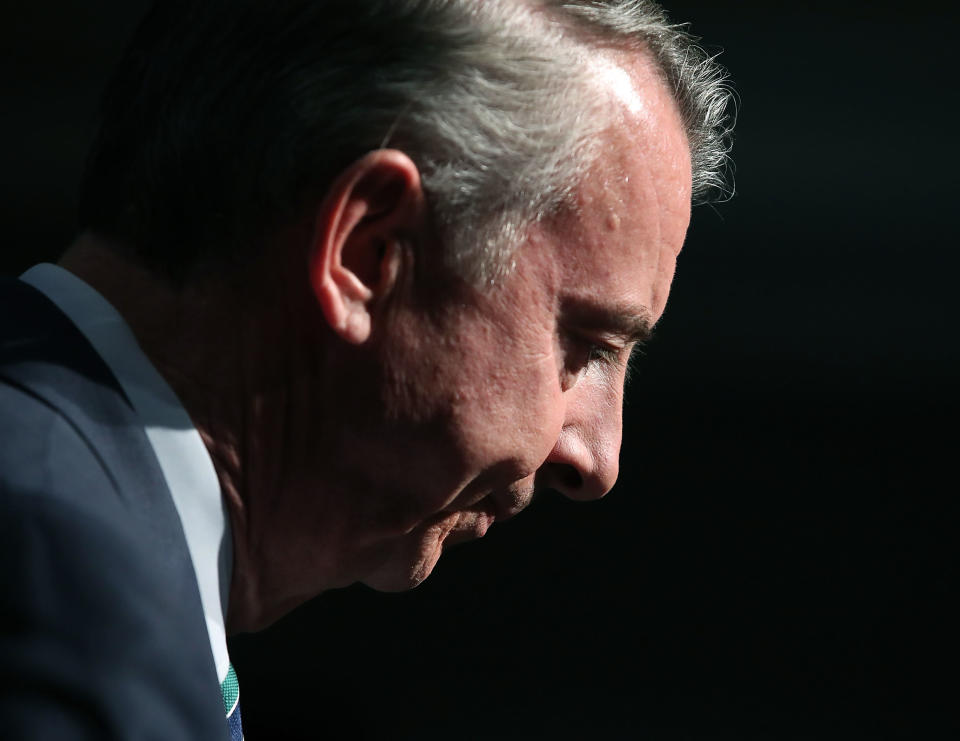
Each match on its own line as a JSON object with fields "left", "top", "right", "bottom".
{"left": 449, "top": 343, "right": 565, "bottom": 478}
{"left": 513, "top": 365, "right": 565, "bottom": 458}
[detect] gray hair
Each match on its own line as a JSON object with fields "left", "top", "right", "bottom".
{"left": 80, "top": 0, "right": 733, "bottom": 285}
{"left": 374, "top": 0, "right": 735, "bottom": 283}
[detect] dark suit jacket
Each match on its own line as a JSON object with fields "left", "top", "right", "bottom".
{"left": 0, "top": 277, "right": 229, "bottom": 740}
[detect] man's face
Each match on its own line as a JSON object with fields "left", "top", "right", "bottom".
{"left": 338, "top": 54, "right": 693, "bottom": 591}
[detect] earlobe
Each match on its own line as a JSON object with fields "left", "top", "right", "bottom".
{"left": 307, "top": 150, "right": 423, "bottom": 345}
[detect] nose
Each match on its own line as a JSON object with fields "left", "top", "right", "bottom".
{"left": 537, "top": 400, "right": 622, "bottom": 501}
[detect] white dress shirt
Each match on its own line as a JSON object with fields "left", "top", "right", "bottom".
{"left": 20, "top": 263, "right": 233, "bottom": 685}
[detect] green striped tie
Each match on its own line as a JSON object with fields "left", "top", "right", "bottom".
{"left": 221, "top": 663, "right": 243, "bottom": 740}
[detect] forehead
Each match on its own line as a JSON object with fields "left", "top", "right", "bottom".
{"left": 539, "top": 50, "right": 693, "bottom": 323}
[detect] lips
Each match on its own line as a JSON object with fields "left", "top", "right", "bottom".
{"left": 438, "top": 498, "right": 496, "bottom": 546}
{"left": 469, "top": 496, "right": 497, "bottom": 535}
{"left": 436, "top": 487, "right": 533, "bottom": 547}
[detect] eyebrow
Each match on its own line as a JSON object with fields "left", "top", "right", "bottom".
{"left": 561, "top": 298, "right": 655, "bottom": 345}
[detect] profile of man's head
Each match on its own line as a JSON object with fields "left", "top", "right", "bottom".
{"left": 71, "top": 0, "right": 733, "bottom": 630}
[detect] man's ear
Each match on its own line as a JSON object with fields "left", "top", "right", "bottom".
{"left": 308, "top": 149, "right": 424, "bottom": 344}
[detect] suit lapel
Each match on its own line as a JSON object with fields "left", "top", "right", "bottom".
{"left": 0, "top": 275, "right": 223, "bottom": 706}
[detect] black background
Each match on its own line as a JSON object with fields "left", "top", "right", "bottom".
{"left": 2, "top": 2, "right": 957, "bottom": 738}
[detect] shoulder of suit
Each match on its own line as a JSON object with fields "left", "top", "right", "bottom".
{"left": 0, "top": 379, "right": 123, "bottom": 515}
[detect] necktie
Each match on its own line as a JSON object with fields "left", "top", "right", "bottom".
{"left": 221, "top": 663, "right": 243, "bottom": 741}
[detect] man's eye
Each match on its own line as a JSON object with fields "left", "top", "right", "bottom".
{"left": 587, "top": 343, "right": 620, "bottom": 365}
{"left": 559, "top": 333, "right": 623, "bottom": 388}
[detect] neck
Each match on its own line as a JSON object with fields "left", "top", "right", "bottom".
{"left": 59, "top": 235, "right": 256, "bottom": 435}
{"left": 58, "top": 232, "right": 347, "bottom": 632}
